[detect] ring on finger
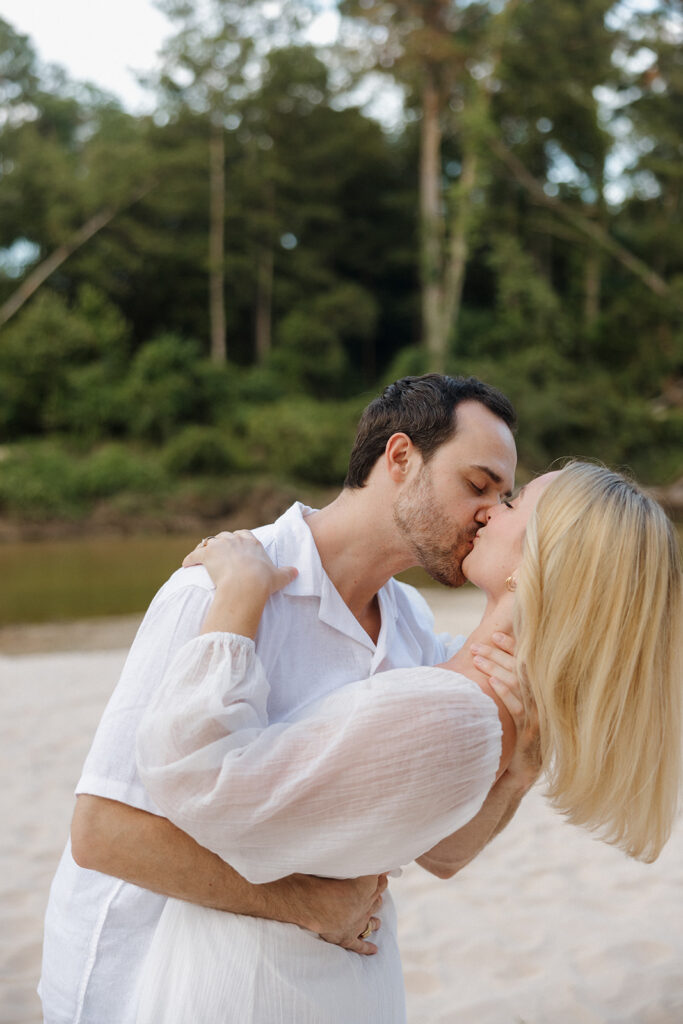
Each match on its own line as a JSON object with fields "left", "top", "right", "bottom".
{"left": 201, "top": 536, "right": 214, "bottom": 547}
{"left": 359, "top": 922, "right": 374, "bottom": 939}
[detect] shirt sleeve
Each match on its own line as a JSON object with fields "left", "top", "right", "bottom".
{"left": 76, "top": 568, "right": 215, "bottom": 813}
{"left": 136, "top": 632, "right": 502, "bottom": 881}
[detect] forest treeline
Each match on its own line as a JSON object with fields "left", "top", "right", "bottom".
{"left": 0, "top": 1, "right": 681, "bottom": 524}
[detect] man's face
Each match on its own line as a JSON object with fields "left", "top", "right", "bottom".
{"left": 392, "top": 401, "right": 517, "bottom": 587}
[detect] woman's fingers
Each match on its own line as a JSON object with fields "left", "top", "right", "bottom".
{"left": 489, "top": 676, "right": 525, "bottom": 722}
{"left": 181, "top": 546, "right": 206, "bottom": 567}
{"left": 491, "top": 631, "right": 515, "bottom": 654}
{"left": 471, "top": 645, "right": 516, "bottom": 686}
{"left": 273, "top": 565, "right": 299, "bottom": 590}
{"left": 182, "top": 531, "right": 297, "bottom": 594}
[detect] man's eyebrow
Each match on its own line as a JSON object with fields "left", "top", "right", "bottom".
{"left": 470, "top": 465, "right": 513, "bottom": 498}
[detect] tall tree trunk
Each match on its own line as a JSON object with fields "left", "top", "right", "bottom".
{"left": 584, "top": 246, "right": 601, "bottom": 327}
{"left": 419, "top": 72, "right": 445, "bottom": 371}
{"left": 255, "top": 243, "right": 273, "bottom": 364}
{"left": 441, "top": 149, "right": 478, "bottom": 357}
{"left": 209, "top": 122, "right": 227, "bottom": 364}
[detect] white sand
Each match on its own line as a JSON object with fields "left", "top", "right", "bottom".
{"left": 2, "top": 588, "right": 683, "bottom": 1024}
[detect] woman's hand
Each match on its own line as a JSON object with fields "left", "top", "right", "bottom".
{"left": 183, "top": 531, "right": 298, "bottom": 639}
{"left": 470, "top": 632, "right": 517, "bottom": 692}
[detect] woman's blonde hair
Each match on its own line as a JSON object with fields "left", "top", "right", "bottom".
{"left": 516, "top": 461, "right": 682, "bottom": 862}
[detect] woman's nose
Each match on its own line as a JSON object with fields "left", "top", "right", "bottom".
{"left": 486, "top": 502, "right": 502, "bottom": 522}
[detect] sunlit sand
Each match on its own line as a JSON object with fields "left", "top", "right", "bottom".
{"left": 2, "top": 587, "right": 682, "bottom": 1023}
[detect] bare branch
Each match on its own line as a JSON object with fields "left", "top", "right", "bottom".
{"left": 0, "top": 183, "right": 155, "bottom": 328}
{"left": 491, "top": 139, "right": 674, "bottom": 301}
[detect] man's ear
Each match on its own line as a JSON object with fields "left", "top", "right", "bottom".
{"left": 384, "top": 433, "right": 416, "bottom": 483}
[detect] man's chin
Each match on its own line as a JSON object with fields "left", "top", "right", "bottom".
{"left": 422, "top": 557, "right": 467, "bottom": 589}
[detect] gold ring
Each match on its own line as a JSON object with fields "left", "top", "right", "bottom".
{"left": 201, "top": 536, "right": 214, "bottom": 547}
{"left": 359, "top": 922, "right": 373, "bottom": 939}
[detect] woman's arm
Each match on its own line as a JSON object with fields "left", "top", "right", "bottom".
{"left": 185, "top": 530, "right": 298, "bottom": 638}
{"left": 137, "top": 629, "right": 501, "bottom": 884}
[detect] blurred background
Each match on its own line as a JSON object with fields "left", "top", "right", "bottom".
{"left": 0, "top": 0, "right": 681, "bottom": 627}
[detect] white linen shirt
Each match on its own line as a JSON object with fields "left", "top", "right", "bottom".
{"left": 40, "top": 502, "right": 455, "bottom": 1024}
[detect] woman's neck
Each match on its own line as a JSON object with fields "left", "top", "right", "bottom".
{"left": 469, "top": 590, "right": 516, "bottom": 645}
{"left": 443, "top": 590, "right": 516, "bottom": 683}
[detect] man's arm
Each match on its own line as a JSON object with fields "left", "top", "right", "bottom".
{"left": 71, "top": 795, "right": 386, "bottom": 955}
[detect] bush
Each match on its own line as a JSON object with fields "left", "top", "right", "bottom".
{"left": 457, "top": 350, "right": 683, "bottom": 482}
{"left": 122, "top": 334, "right": 233, "bottom": 442}
{"left": 75, "top": 444, "right": 166, "bottom": 499}
{"left": 243, "top": 397, "right": 362, "bottom": 485}
{"left": 270, "top": 311, "right": 349, "bottom": 398}
{"left": 162, "top": 425, "right": 244, "bottom": 477}
{"left": 0, "top": 443, "right": 83, "bottom": 518}
{"left": 0, "top": 287, "right": 130, "bottom": 441}
{"left": 0, "top": 440, "right": 168, "bottom": 519}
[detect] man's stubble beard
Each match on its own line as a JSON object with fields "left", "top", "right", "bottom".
{"left": 392, "top": 466, "right": 474, "bottom": 588}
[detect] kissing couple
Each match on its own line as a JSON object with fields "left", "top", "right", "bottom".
{"left": 41, "top": 374, "right": 681, "bottom": 1023}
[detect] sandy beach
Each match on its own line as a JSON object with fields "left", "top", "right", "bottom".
{"left": 2, "top": 586, "right": 682, "bottom": 1023}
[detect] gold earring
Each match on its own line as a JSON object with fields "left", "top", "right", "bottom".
{"left": 505, "top": 575, "right": 517, "bottom": 592}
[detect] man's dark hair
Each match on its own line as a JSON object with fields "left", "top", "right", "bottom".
{"left": 344, "top": 374, "right": 516, "bottom": 489}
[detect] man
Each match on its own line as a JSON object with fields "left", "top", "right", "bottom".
{"left": 41, "top": 374, "right": 528, "bottom": 1023}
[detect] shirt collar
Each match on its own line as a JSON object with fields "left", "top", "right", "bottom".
{"left": 272, "top": 501, "right": 400, "bottom": 649}
{"left": 270, "top": 502, "right": 325, "bottom": 598}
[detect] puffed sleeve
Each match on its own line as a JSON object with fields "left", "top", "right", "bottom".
{"left": 137, "top": 633, "right": 502, "bottom": 882}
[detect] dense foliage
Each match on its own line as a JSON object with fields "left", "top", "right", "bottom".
{"left": 0, "top": 2, "right": 681, "bottom": 520}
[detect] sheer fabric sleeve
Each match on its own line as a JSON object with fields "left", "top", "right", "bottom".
{"left": 136, "top": 633, "right": 502, "bottom": 882}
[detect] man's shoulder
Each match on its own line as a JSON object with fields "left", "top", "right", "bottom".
{"left": 251, "top": 503, "right": 309, "bottom": 566}
{"left": 155, "top": 564, "right": 215, "bottom": 599}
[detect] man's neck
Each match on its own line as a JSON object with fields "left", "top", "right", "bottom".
{"left": 304, "top": 489, "right": 413, "bottom": 626}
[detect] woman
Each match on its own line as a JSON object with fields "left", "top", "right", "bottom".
{"left": 135, "top": 462, "right": 681, "bottom": 1022}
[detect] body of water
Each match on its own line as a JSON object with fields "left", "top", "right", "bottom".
{"left": 0, "top": 533, "right": 201, "bottom": 625}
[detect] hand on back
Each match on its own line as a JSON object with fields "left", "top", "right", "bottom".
{"left": 183, "top": 530, "right": 298, "bottom": 600}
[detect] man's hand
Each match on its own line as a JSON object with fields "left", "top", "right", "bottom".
{"left": 286, "top": 873, "right": 388, "bottom": 956}
{"left": 72, "top": 797, "right": 387, "bottom": 957}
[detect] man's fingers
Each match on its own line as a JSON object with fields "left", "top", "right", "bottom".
{"left": 341, "top": 938, "right": 378, "bottom": 956}
{"left": 319, "top": 928, "right": 380, "bottom": 956}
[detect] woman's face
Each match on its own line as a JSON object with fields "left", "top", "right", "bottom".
{"left": 462, "top": 471, "right": 560, "bottom": 594}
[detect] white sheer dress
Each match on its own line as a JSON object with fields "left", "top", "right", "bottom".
{"left": 135, "top": 632, "right": 502, "bottom": 1024}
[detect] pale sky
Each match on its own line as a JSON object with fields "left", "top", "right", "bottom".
{"left": 0, "top": 0, "right": 173, "bottom": 110}
{"left": 0, "top": 0, "right": 342, "bottom": 112}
